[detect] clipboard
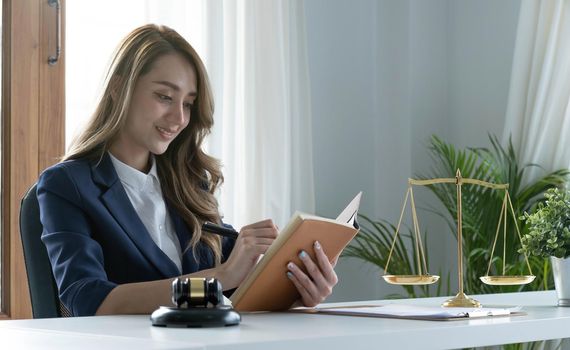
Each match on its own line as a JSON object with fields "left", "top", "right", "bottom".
{"left": 291, "top": 304, "right": 525, "bottom": 321}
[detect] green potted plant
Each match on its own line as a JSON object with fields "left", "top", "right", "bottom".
{"left": 520, "top": 187, "right": 570, "bottom": 306}
{"left": 343, "top": 134, "right": 568, "bottom": 300}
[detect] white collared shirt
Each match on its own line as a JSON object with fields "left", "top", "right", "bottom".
{"left": 109, "top": 153, "right": 182, "bottom": 273}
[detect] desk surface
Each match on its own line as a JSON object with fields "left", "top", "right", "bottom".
{"left": 1, "top": 291, "right": 570, "bottom": 349}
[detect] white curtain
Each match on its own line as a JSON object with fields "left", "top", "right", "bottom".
{"left": 203, "top": 0, "right": 315, "bottom": 228}
{"left": 66, "top": 0, "right": 315, "bottom": 229}
{"left": 502, "top": 0, "right": 570, "bottom": 183}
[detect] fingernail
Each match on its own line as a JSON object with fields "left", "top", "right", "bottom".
{"left": 286, "top": 271, "right": 293, "bottom": 279}
{"left": 287, "top": 262, "right": 294, "bottom": 269}
{"left": 314, "top": 241, "right": 321, "bottom": 250}
{"left": 299, "top": 250, "right": 307, "bottom": 258}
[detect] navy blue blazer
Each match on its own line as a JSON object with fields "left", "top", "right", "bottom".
{"left": 37, "top": 153, "right": 235, "bottom": 316}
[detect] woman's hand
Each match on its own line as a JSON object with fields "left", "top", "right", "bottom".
{"left": 218, "top": 219, "right": 278, "bottom": 289}
{"left": 286, "top": 241, "right": 338, "bottom": 307}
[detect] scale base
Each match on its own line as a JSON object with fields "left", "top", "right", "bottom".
{"left": 442, "top": 292, "right": 481, "bottom": 308}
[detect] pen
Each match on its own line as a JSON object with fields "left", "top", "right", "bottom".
{"left": 202, "top": 222, "right": 239, "bottom": 239}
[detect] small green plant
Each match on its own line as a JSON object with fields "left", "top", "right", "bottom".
{"left": 519, "top": 187, "right": 570, "bottom": 259}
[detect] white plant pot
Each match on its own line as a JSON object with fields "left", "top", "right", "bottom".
{"left": 551, "top": 256, "right": 570, "bottom": 306}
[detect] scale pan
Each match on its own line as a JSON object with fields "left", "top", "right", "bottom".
{"left": 382, "top": 275, "right": 439, "bottom": 285}
{"left": 479, "top": 275, "right": 535, "bottom": 286}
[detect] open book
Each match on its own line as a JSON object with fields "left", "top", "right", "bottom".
{"left": 230, "top": 192, "right": 362, "bottom": 312}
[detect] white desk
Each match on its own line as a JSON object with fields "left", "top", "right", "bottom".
{"left": 1, "top": 291, "right": 570, "bottom": 349}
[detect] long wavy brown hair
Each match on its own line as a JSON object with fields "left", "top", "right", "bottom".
{"left": 64, "top": 24, "right": 225, "bottom": 264}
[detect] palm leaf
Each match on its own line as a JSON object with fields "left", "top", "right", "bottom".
{"left": 343, "top": 214, "right": 444, "bottom": 298}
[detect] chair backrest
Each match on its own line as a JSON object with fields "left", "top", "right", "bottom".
{"left": 19, "top": 183, "right": 61, "bottom": 318}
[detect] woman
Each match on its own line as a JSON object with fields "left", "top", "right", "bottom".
{"left": 37, "top": 24, "right": 337, "bottom": 316}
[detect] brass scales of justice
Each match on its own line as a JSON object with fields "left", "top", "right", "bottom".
{"left": 382, "top": 169, "right": 535, "bottom": 308}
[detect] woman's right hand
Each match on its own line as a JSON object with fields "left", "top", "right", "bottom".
{"left": 218, "top": 219, "right": 278, "bottom": 289}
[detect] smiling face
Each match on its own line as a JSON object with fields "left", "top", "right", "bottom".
{"left": 109, "top": 53, "right": 198, "bottom": 172}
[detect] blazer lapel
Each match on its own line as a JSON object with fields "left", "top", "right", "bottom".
{"left": 91, "top": 154, "right": 181, "bottom": 277}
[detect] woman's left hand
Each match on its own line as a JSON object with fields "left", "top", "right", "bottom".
{"left": 286, "top": 240, "right": 338, "bottom": 307}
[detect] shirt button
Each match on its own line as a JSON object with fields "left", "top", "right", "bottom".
{"left": 159, "top": 225, "right": 164, "bottom": 231}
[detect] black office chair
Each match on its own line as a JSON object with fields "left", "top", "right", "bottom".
{"left": 20, "top": 183, "right": 70, "bottom": 318}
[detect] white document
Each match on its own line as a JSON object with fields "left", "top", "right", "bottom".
{"left": 315, "top": 304, "right": 522, "bottom": 320}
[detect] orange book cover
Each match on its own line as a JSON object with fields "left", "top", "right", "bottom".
{"left": 231, "top": 192, "right": 362, "bottom": 312}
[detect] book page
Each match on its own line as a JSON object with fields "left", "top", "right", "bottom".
{"left": 336, "top": 192, "right": 362, "bottom": 225}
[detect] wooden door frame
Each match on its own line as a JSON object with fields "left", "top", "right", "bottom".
{"left": 1, "top": 0, "right": 65, "bottom": 320}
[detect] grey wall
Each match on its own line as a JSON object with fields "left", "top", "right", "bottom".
{"left": 447, "top": 0, "right": 521, "bottom": 148}
{"left": 304, "top": 0, "right": 521, "bottom": 302}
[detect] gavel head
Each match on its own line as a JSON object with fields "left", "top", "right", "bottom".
{"left": 171, "top": 277, "right": 223, "bottom": 308}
